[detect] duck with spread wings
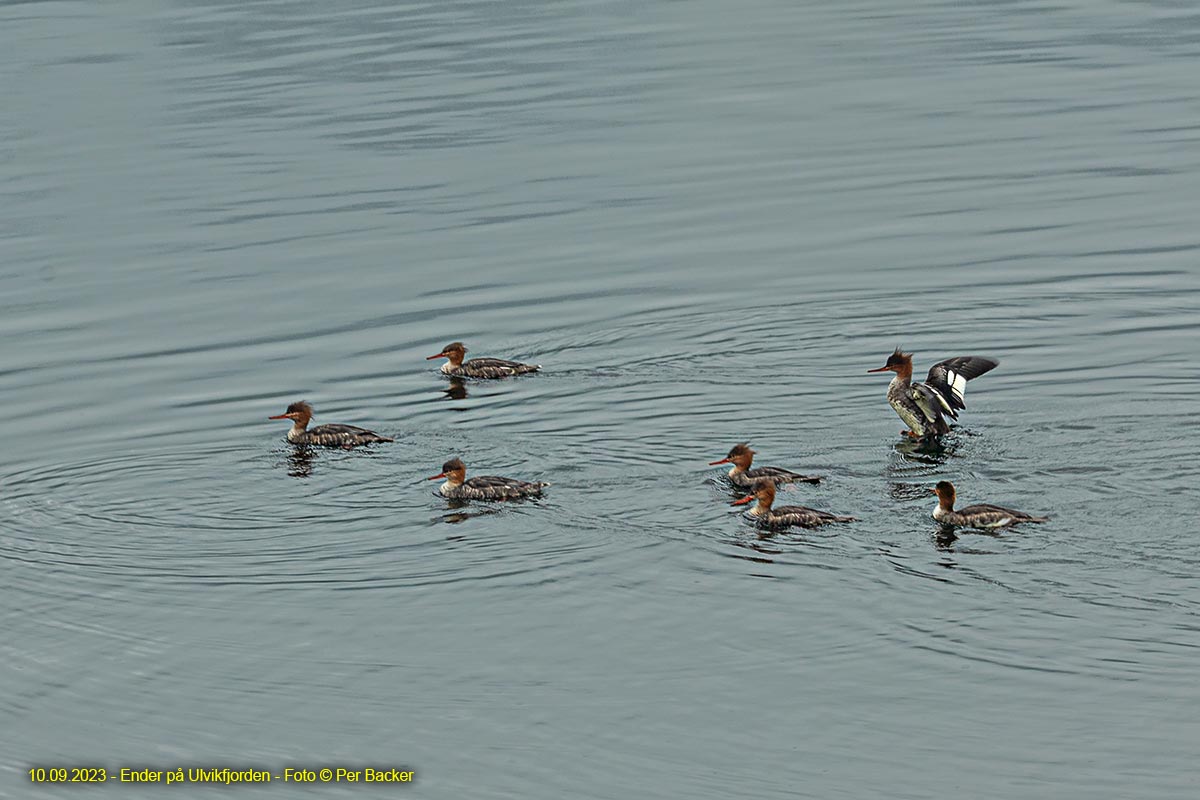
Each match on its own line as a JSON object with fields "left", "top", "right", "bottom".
{"left": 868, "top": 349, "right": 999, "bottom": 439}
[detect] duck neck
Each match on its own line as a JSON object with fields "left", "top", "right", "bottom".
{"left": 751, "top": 496, "right": 773, "bottom": 517}
{"left": 287, "top": 417, "right": 310, "bottom": 441}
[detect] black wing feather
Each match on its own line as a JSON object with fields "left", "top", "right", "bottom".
{"left": 924, "top": 356, "right": 999, "bottom": 415}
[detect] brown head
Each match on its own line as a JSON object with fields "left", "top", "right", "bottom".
{"left": 709, "top": 442, "right": 755, "bottom": 470}
{"left": 426, "top": 341, "right": 467, "bottom": 366}
{"left": 867, "top": 348, "right": 914, "bottom": 378}
{"left": 933, "top": 480, "right": 956, "bottom": 510}
{"left": 268, "top": 401, "right": 313, "bottom": 428}
{"left": 426, "top": 457, "right": 467, "bottom": 486}
{"left": 731, "top": 481, "right": 776, "bottom": 511}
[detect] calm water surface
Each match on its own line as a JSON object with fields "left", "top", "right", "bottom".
{"left": 3, "top": 1, "right": 1199, "bottom": 797}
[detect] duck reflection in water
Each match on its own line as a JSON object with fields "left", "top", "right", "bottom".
{"left": 893, "top": 432, "right": 959, "bottom": 465}
{"left": 284, "top": 446, "right": 315, "bottom": 478}
{"left": 933, "top": 527, "right": 959, "bottom": 552}
{"left": 441, "top": 377, "right": 469, "bottom": 400}
{"left": 435, "top": 498, "right": 505, "bottom": 525}
{"left": 885, "top": 480, "right": 936, "bottom": 503}
{"left": 930, "top": 525, "right": 1010, "bottom": 556}
{"left": 726, "top": 532, "right": 783, "bottom": 563}
{"left": 884, "top": 434, "right": 960, "bottom": 501}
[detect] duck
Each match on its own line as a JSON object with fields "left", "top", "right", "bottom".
{"left": 931, "top": 480, "right": 1048, "bottom": 528}
{"left": 426, "top": 457, "right": 548, "bottom": 500}
{"left": 731, "top": 482, "right": 856, "bottom": 530}
{"left": 269, "top": 401, "right": 393, "bottom": 447}
{"left": 868, "top": 348, "right": 998, "bottom": 439}
{"left": 426, "top": 342, "right": 540, "bottom": 379}
{"left": 709, "top": 443, "right": 821, "bottom": 489}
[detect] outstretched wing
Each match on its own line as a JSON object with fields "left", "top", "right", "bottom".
{"left": 924, "top": 356, "right": 999, "bottom": 418}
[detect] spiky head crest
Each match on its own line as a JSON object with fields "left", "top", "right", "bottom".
{"left": 727, "top": 442, "right": 754, "bottom": 459}
{"left": 885, "top": 348, "right": 913, "bottom": 368}
{"left": 286, "top": 401, "right": 313, "bottom": 417}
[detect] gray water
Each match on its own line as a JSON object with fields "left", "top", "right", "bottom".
{"left": 3, "top": 0, "right": 1199, "bottom": 797}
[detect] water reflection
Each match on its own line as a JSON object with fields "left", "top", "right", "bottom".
{"left": 885, "top": 435, "right": 954, "bottom": 504}
{"left": 284, "top": 446, "right": 315, "bottom": 478}
{"left": 930, "top": 523, "right": 1007, "bottom": 554}
{"left": 723, "top": 525, "right": 783, "bottom": 563}
{"left": 885, "top": 480, "right": 932, "bottom": 503}
{"left": 442, "top": 377, "right": 469, "bottom": 400}
{"left": 893, "top": 434, "right": 959, "bottom": 465}
{"left": 933, "top": 525, "right": 958, "bottom": 552}
{"left": 432, "top": 496, "right": 508, "bottom": 524}
{"left": 438, "top": 511, "right": 488, "bottom": 524}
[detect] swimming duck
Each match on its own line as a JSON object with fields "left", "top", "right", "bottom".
{"left": 426, "top": 457, "right": 548, "bottom": 500}
{"left": 426, "top": 342, "right": 540, "bottom": 379}
{"left": 269, "top": 401, "right": 393, "bottom": 447}
{"left": 931, "top": 480, "right": 1048, "bottom": 528}
{"left": 709, "top": 443, "right": 821, "bottom": 489}
{"left": 731, "top": 482, "right": 856, "bottom": 530}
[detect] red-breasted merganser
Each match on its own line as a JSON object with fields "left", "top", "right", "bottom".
{"left": 709, "top": 443, "right": 821, "bottom": 489}
{"left": 932, "top": 481, "right": 1047, "bottom": 529}
{"left": 426, "top": 457, "right": 548, "bottom": 500}
{"left": 426, "top": 342, "right": 540, "bottom": 379}
{"left": 731, "top": 483, "right": 856, "bottom": 530}
{"left": 868, "top": 349, "right": 998, "bottom": 439}
{"left": 269, "top": 401, "right": 393, "bottom": 447}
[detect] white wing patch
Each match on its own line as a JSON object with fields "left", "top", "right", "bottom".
{"left": 947, "top": 369, "right": 968, "bottom": 405}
